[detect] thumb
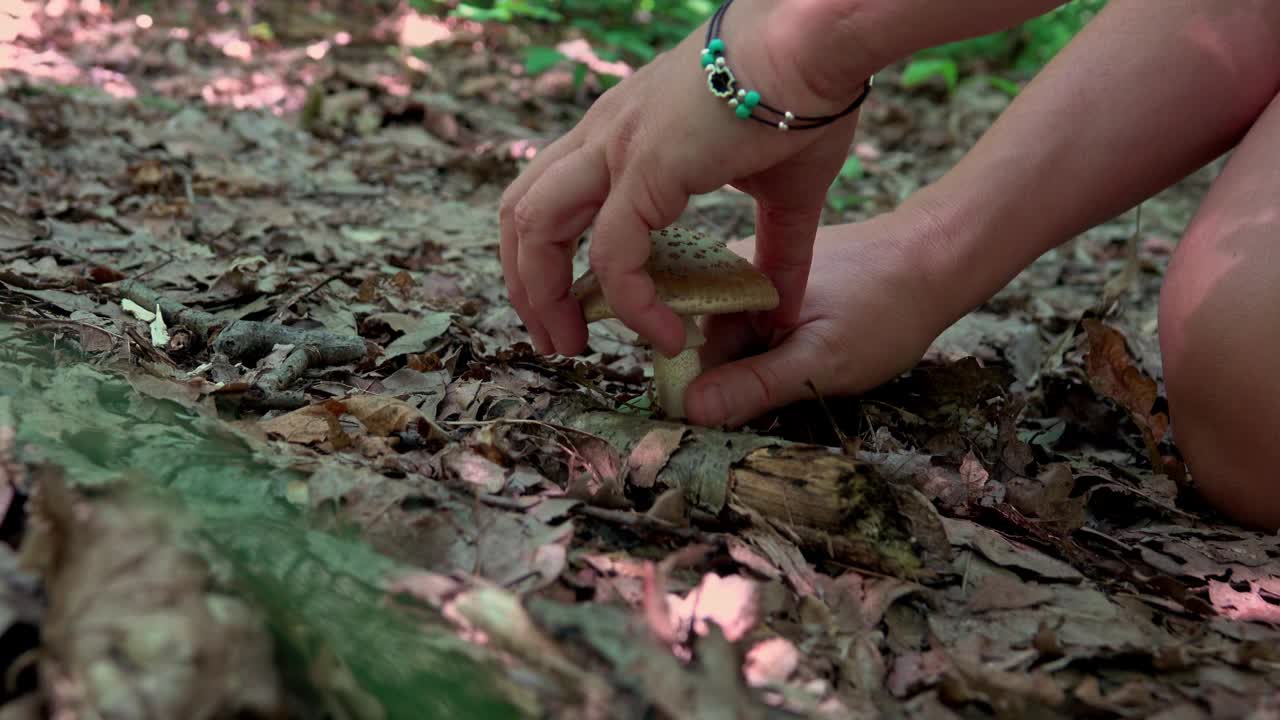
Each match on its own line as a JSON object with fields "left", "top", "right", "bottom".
{"left": 684, "top": 335, "right": 824, "bottom": 427}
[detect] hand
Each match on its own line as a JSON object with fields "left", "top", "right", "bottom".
{"left": 499, "top": 0, "right": 872, "bottom": 360}
{"left": 685, "top": 214, "right": 953, "bottom": 428}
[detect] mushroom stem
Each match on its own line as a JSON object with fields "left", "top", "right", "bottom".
{"left": 654, "top": 317, "right": 705, "bottom": 419}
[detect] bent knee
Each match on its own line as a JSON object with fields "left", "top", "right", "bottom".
{"left": 1158, "top": 222, "right": 1280, "bottom": 529}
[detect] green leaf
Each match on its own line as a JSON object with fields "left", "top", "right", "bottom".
{"left": 982, "top": 75, "right": 1022, "bottom": 98}
{"left": 523, "top": 46, "right": 566, "bottom": 76}
{"left": 571, "top": 62, "right": 589, "bottom": 91}
{"left": 838, "top": 155, "right": 864, "bottom": 181}
{"left": 900, "top": 58, "right": 959, "bottom": 91}
{"left": 597, "top": 72, "right": 624, "bottom": 90}
{"left": 248, "top": 22, "right": 274, "bottom": 41}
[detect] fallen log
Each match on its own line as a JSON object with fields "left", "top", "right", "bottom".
{"left": 540, "top": 399, "right": 952, "bottom": 579}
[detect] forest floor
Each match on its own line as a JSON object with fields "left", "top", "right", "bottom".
{"left": 1, "top": 3, "right": 1278, "bottom": 719}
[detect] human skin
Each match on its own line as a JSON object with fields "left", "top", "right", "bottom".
{"left": 499, "top": 0, "right": 1071, "bottom": 362}
{"left": 685, "top": 0, "right": 1280, "bottom": 527}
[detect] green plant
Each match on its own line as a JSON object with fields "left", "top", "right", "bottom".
{"left": 901, "top": 0, "right": 1106, "bottom": 93}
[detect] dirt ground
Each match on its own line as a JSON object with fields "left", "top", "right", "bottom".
{"left": 1, "top": 3, "right": 1278, "bottom": 720}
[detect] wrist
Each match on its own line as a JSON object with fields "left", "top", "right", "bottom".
{"left": 765, "top": 0, "right": 887, "bottom": 108}
{"left": 713, "top": 0, "right": 878, "bottom": 121}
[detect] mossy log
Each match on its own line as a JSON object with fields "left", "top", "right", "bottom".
{"left": 542, "top": 400, "right": 951, "bottom": 579}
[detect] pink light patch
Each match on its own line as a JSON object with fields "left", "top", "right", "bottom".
{"left": 744, "top": 637, "right": 800, "bottom": 687}
{"left": 1209, "top": 578, "right": 1280, "bottom": 625}
{"left": 222, "top": 38, "right": 252, "bottom": 61}
{"left": 91, "top": 67, "right": 136, "bottom": 98}
{"left": 557, "top": 38, "right": 633, "bottom": 79}
{"left": 306, "top": 41, "right": 329, "bottom": 61}
{"left": 400, "top": 12, "right": 452, "bottom": 48}
{"left": 666, "top": 572, "right": 759, "bottom": 643}
{"left": 0, "top": 1, "right": 41, "bottom": 43}
{"left": 135, "top": 14, "right": 152, "bottom": 30}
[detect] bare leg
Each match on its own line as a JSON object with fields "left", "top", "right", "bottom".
{"left": 1160, "top": 91, "right": 1280, "bottom": 529}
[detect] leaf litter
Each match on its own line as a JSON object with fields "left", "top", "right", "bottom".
{"left": 0, "top": 3, "right": 1275, "bottom": 719}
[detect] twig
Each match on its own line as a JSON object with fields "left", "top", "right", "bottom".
{"left": 268, "top": 272, "right": 344, "bottom": 324}
{"left": 112, "top": 280, "right": 369, "bottom": 402}
{"left": 569, "top": 504, "right": 723, "bottom": 544}
{"left": 479, "top": 491, "right": 721, "bottom": 544}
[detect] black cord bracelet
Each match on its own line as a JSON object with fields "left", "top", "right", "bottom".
{"left": 701, "top": 0, "right": 872, "bottom": 131}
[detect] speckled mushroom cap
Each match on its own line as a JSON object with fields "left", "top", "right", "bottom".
{"left": 573, "top": 226, "right": 779, "bottom": 323}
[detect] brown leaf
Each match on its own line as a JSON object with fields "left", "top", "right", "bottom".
{"left": 1082, "top": 318, "right": 1170, "bottom": 463}
{"left": 260, "top": 402, "right": 348, "bottom": 448}
{"left": 339, "top": 394, "right": 421, "bottom": 436}
{"left": 443, "top": 448, "right": 508, "bottom": 494}
{"left": 564, "top": 434, "right": 628, "bottom": 510}
{"left": 1005, "top": 462, "right": 1087, "bottom": 535}
{"left": 625, "top": 427, "right": 685, "bottom": 489}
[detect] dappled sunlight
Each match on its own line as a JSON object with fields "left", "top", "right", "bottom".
{"left": 1209, "top": 578, "right": 1280, "bottom": 625}
{"left": 0, "top": 0, "right": 41, "bottom": 42}
{"left": 666, "top": 572, "right": 758, "bottom": 644}
{"left": 558, "top": 37, "right": 633, "bottom": 79}
{"left": 0, "top": 44, "right": 79, "bottom": 84}
{"left": 399, "top": 11, "right": 452, "bottom": 47}
{"left": 201, "top": 71, "right": 295, "bottom": 111}
{"left": 89, "top": 65, "right": 133, "bottom": 97}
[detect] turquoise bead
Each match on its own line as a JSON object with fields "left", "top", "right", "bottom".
{"left": 744, "top": 91, "right": 760, "bottom": 108}
{"left": 701, "top": 51, "right": 714, "bottom": 68}
{"left": 735, "top": 104, "right": 751, "bottom": 119}
{"left": 709, "top": 38, "right": 725, "bottom": 53}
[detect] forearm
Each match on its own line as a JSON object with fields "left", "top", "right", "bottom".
{"left": 769, "top": 0, "right": 1072, "bottom": 101}
{"left": 900, "top": 0, "right": 1280, "bottom": 323}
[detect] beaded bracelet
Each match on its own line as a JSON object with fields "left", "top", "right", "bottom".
{"left": 701, "top": 0, "right": 873, "bottom": 131}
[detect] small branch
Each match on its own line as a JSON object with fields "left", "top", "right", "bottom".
{"left": 111, "top": 280, "right": 370, "bottom": 400}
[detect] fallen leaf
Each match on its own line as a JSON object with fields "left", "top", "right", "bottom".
{"left": 260, "top": 402, "right": 347, "bottom": 447}
{"left": 382, "top": 311, "right": 452, "bottom": 361}
{"left": 1083, "top": 318, "right": 1170, "bottom": 463}
{"left": 943, "top": 518, "right": 1083, "bottom": 581}
{"left": 443, "top": 447, "right": 508, "bottom": 494}
{"left": 626, "top": 426, "right": 685, "bottom": 488}
{"left": 966, "top": 571, "right": 1055, "bottom": 612}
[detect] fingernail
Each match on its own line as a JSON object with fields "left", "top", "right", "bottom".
{"left": 692, "top": 382, "right": 728, "bottom": 425}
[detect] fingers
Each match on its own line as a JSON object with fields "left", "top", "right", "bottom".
{"left": 685, "top": 332, "right": 829, "bottom": 428}
{"left": 514, "top": 148, "right": 611, "bottom": 356}
{"left": 589, "top": 175, "right": 688, "bottom": 358}
{"left": 752, "top": 201, "right": 824, "bottom": 328}
{"left": 500, "top": 137, "right": 582, "bottom": 354}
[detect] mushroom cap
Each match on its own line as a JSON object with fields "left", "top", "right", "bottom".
{"left": 572, "top": 226, "right": 780, "bottom": 323}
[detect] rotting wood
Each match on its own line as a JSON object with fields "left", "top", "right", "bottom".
{"left": 541, "top": 398, "right": 948, "bottom": 579}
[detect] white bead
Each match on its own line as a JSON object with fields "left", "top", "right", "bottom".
{"left": 784, "top": 111, "right": 795, "bottom": 122}
{"left": 716, "top": 57, "right": 726, "bottom": 67}
{"left": 728, "top": 99, "right": 739, "bottom": 107}
{"left": 778, "top": 122, "right": 789, "bottom": 131}
{"left": 703, "top": 47, "right": 709, "bottom": 54}
{"left": 737, "top": 89, "right": 746, "bottom": 99}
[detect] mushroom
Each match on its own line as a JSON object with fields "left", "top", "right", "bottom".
{"left": 572, "top": 226, "right": 779, "bottom": 419}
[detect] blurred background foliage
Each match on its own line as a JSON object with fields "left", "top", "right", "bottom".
{"left": 412, "top": 0, "right": 1107, "bottom": 91}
